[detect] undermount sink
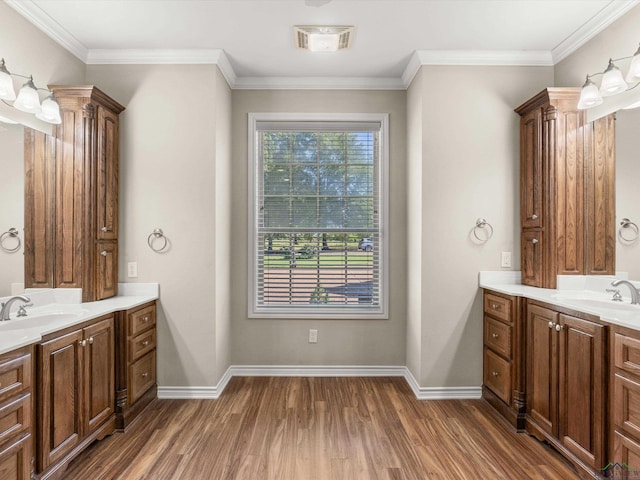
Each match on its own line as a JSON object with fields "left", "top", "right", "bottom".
{"left": 551, "top": 292, "right": 640, "bottom": 313}
{"left": 0, "top": 308, "right": 89, "bottom": 331}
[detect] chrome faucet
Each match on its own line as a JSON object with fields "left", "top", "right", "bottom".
{"left": 0, "top": 295, "right": 31, "bottom": 321}
{"left": 611, "top": 280, "right": 640, "bottom": 305}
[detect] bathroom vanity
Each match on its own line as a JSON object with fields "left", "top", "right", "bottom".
{"left": 0, "top": 285, "right": 158, "bottom": 480}
{"left": 481, "top": 274, "right": 640, "bottom": 480}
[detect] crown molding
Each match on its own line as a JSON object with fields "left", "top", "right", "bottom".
{"left": 401, "top": 50, "right": 554, "bottom": 88}
{"left": 233, "top": 75, "right": 405, "bottom": 90}
{"left": 5, "top": 0, "right": 88, "bottom": 62}
{"left": 551, "top": 0, "right": 640, "bottom": 64}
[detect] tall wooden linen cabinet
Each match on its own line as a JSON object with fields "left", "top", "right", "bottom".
{"left": 24, "top": 86, "right": 124, "bottom": 302}
{"left": 515, "top": 88, "right": 615, "bottom": 289}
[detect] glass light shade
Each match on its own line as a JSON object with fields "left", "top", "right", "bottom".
{"left": 577, "top": 77, "right": 603, "bottom": 109}
{"left": 35, "top": 94, "right": 62, "bottom": 124}
{"left": 13, "top": 78, "right": 41, "bottom": 113}
{"left": 308, "top": 33, "right": 340, "bottom": 52}
{"left": 0, "top": 65, "right": 16, "bottom": 101}
{"left": 600, "top": 60, "right": 628, "bottom": 96}
{"left": 626, "top": 46, "right": 640, "bottom": 83}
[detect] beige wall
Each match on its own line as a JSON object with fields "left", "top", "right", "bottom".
{"left": 555, "top": 4, "right": 640, "bottom": 281}
{"left": 231, "top": 90, "right": 407, "bottom": 366}
{"left": 406, "top": 65, "right": 553, "bottom": 387}
{"left": 85, "top": 64, "right": 232, "bottom": 387}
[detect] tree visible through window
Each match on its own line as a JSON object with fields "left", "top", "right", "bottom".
{"left": 250, "top": 115, "right": 387, "bottom": 317}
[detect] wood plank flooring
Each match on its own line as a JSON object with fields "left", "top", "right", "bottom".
{"left": 64, "top": 377, "right": 580, "bottom": 479}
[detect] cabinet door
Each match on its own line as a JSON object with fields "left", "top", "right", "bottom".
{"left": 521, "top": 230, "right": 543, "bottom": 287}
{"left": 96, "top": 105, "right": 119, "bottom": 241}
{"left": 0, "top": 433, "right": 32, "bottom": 480}
{"left": 38, "top": 329, "right": 84, "bottom": 471}
{"left": 520, "top": 107, "right": 543, "bottom": 229}
{"left": 83, "top": 316, "right": 115, "bottom": 435}
{"left": 96, "top": 241, "right": 118, "bottom": 300}
{"left": 526, "top": 304, "right": 558, "bottom": 436}
{"left": 557, "top": 314, "right": 606, "bottom": 470}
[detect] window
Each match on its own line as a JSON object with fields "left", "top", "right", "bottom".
{"left": 248, "top": 113, "right": 388, "bottom": 318}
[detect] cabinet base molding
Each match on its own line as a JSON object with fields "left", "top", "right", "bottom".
{"left": 525, "top": 417, "right": 595, "bottom": 480}
{"left": 35, "top": 417, "right": 115, "bottom": 480}
{"left": 482, "top": 386, "right": 526, "bottom": 431}
{"left": 115, "top": 384, "right": 157, "bottom": 431}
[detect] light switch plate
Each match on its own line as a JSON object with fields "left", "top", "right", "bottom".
{"left": 127, "top": 262, "right": 138, "bottom": 278}
{"left": 501, "top": 252, "right": 512, "bottom": 268}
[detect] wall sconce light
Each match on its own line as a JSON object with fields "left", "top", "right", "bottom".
{"left": 578, "top": 43, "right": 640, "bottom": 110}
{"left": 0, "top": 58, "right": 61, "bottom": 124}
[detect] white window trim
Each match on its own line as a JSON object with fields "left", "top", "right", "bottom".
{"left": 247, "top": 112, "right": 389, "bottom": 319}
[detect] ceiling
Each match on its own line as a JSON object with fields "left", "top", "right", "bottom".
{"left": 6, "top": 0, "right": 640, "bottom": 89}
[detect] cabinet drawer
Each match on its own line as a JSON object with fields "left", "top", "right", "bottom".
{"left": 129, "top": 304, "right": 156, "bottom": 337}
{"left": 484, "top": 317, "right": 512, "bottom": 360}
{"left": 129, "top": 351, "right": 156, "bottom": 405}
{"left": 0, "top": 432, "right": 32, "bottom": 480}
{"left": 0, "top": 394, "right": 30, "bottom": 446}
{"left": 484, "top": 293, "right": 512, "bottom": 324}
{"left": 615, "top": 333, "right": 640, "bottom": 376}
{"left": 128, "top": 329, "right": 156, "bottom": 363}
{"left": 0, "top": 353, "right": 31, "bottom": 405}
{"left": 484, "top": 347, "right": 511, "bottom": 405}
{"left": 614, "top": 372, "right": 640, "bottom": 440}
{"left": 613, "top": 430, "right": 640, "bottom": 474}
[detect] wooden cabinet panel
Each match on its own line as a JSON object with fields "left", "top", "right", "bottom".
{"left": 483, "top": 293, "right": 512, "bottom": 324}
{"left": 0, "top": 433, "right": 32, "bottom": 480}
{"left": 557, "top": 314, "right": 605, "bottom": 469}
{"left": 96, "top": 105, "right": 119, "bottom": 241}
{"left": 521, "top": 230, "right": 543, "bottom": 287}
{"left": 38, "top": 330, "right": 83, "bottom": 470}
{"left": 615, "top": 332, "right": 640, "bottom": 375}
{"left": 614, "top": 373, "right": 640, "bottom": 441}
{"left": 612, "top": 431, "right": 640, "bottom": 475}
{"left": 83, "top": 317, "right": 115, "bottom": 434}
{"left": 0, "top": 395, "right": 31, "bottom": 447}
{"left": 96, "top": 241, "right": 118, "bottom": 300}
{"left": 484, "top": 348, "right": 511, "bottom": 405}
{"left": 129, "top": 350, "right": 156, "bottom": 406}
{"left": 484, "top": 317, "right": 511, "bottom": 360}
{"left": 129, "top": 304, "right": 156, "bottom": 337}
{"left": 0, "top": 353, "right": 31, "bottom": 406}
{"left": 520, "top": 107, "right": 543, "bottom": 230}
{"left": 129, "top": 329, "right": 156, "bottom": 363}
{"left": 526, "top": 304, "right": 558, "bottom": 436}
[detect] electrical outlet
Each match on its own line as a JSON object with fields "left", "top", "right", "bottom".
{"left": 308, "top": 329, "right": 318, "bottom": 343}
{"left": 501, "top": 251, "right": 512, "bottom": 268}
{"left": 127, "top": 262, "right": 138, "bottom": 278}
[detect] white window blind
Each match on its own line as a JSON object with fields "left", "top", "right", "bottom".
{"left": 250, "top": 115, "right": 387, "bottom": 318}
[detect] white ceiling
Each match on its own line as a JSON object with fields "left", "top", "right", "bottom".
{"left": 6, "top": 0, "right": 640, "bottom": 89}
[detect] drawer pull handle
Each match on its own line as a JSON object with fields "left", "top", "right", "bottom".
{"left": 491, "top": 333, "right": 499, "bottom": 339}
{"left": 101, "top": 250, "right": 108, "bottom": 256}
{"left": 491, "top": 303, "right": 500, "bottom": 310}
{"left": 492, "top": 371, "right": 499, "bottom": 377}
{"left": 548, "top": 321, "right": 554, "bottom": 329}
{"left": 531, "top": 238, "right": 539, "bottom": 244}
{"left": 101, "top": 226, "right": 108, "bottom": 232}
{"left": 141, "top": 372, "right": 149, "bottom": 378}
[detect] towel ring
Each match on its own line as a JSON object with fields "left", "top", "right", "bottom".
{"left": 473, "top": 218, "right": 494, "bottom": 242}
{"left": 147, "top": 228, "right": 169, "bottom": 253}
{"left": 619, "top": 218, "right": 639, "bottom": 243}
{"left": 0, "top": 228, "right": 21, "bottom": 253}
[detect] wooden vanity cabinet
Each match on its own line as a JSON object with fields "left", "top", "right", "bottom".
{"left": 515, "top": 89, "right": 615, "bottom": 288}
{"left": 115, "top": 301, "right": 157, "bottom": 430}
{"left": 24, "top": 86, "right": 125, "bottom": 302}
{"left": 526, "top": 301, "right": 607, "bottom": 476}
{"left": 610, "top": 327, "right": 640, "bottom": 470}
{"left": 482, "top": 290, "right": 526, "bottom": 429}
{"left": 36, "top": 315, "right": 115, "bottom": 479}
{"left": 0, "top": 346, "right": 34, "bottom": 480}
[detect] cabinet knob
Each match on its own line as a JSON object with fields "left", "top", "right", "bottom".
{"left": 80, "top": 339, "right": 87, "bottom": 347}
{"left": 531, "top": 214, "right": 538, "bottom": 220}
{"left": 491, "top": 303, "right": 500, "bottom": 310}
{"left": 531, "top": 238, "right": 539, "bottom": 244}
{"left": 141, "top": 372, "right": 149, "bottom": 378}
{"left": 492, "top": 371, "right": 499, "bottom": 377}
{"left": 101, "top": 250, "right": 108, "bottom": 257}
{"left": 142, "top": 316, "right": 149, "bottom": 322}
{"left": 491, "top": 333, "right": 499, "bottom": 339}
{"left": 142, "top": 340, "right": 149, "bottom": 346}
{"left": 101, "top": 226, "right": 108, "bottom": 232}
{"left": 548, "top": 321, "right": 554, "bottom": 329}
{"left": 88, "top": 337, "right": 94, "bottom": 344}
{"left": 555, "top": 324, "right": 562, "bottom": 331}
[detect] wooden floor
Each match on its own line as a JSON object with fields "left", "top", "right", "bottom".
{"left": 65, "top": 377, "right": 580, "bottom": 479}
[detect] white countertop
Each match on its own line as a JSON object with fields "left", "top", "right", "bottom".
{"left": 0, "top": 283, "right": 159, "bottom": 356}
{"left": 479, "top": 271, "right": 640, "bottom": 331}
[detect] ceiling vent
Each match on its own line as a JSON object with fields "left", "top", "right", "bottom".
{"left": 294, "top": 25, "right": 354, "bottom": 52}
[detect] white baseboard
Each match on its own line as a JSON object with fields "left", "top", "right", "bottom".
{"left": 157, "top": 365, "right": 482, "bottom": 401}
